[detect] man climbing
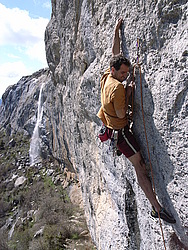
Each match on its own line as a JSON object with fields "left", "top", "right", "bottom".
{"left": 97, "top": 18, "right": 176, "bottom": 224}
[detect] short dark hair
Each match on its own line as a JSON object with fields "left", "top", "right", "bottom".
{"left": 110, "top": 54, "right": 131, "bottom": 70}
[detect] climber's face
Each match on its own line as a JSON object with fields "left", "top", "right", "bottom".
{"left": 111, "top": 64, "right": 129, "bottom": 82}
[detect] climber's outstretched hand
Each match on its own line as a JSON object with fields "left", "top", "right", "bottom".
{"left": 115, "top": 18, "right": 123, "bottom": 33}
{"left": 112, "top": 18, "right": 123, "bottom": 56}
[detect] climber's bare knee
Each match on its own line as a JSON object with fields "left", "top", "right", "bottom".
{"left": 128, "top": 151, "right": 147, "bottom": 176}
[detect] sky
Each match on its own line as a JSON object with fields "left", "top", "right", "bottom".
{"left": 0, "top": 0, "right": 52, "bottom": 98}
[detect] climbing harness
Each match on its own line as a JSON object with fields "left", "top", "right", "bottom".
{"left": 134, "top": 38, "right": 167, "bottom": 250}
{"left": 98, "top": 124, "right": 109, "bottom": 142}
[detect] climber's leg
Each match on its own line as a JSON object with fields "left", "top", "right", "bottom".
{"left": 128, "top": 151, "right": 161, "bottom": 212}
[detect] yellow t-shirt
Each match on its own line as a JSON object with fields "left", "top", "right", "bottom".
{"left": 97, "top": 68, "right": 128, "bottom": 130}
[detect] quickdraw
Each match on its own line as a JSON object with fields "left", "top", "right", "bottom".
{"left": 111, "top": 130, "right": 118, "bottom": 156}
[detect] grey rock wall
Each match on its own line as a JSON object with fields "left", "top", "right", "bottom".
{"left": 44, "top": 0, "right": 188, "bottom": 249}
{"left": 0, "top": 0, "right": 187, "bottom": 249}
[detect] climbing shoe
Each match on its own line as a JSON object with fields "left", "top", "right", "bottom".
{"left": 151, "top": 206, "right": 176, "bottom": 224}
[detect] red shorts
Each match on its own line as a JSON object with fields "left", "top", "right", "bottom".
{"left": 107, "top": 126, "right": 140, "bottom": 158}
{"left": 117, "top": 126, "right": 140, "bottom": 158}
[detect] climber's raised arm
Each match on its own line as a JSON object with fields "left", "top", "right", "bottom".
{"left": 112, "top": 18, "right": 123, "bottom": 56}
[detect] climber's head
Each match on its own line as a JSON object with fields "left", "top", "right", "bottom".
{"left": 110, "top": 54, "right": 130, "bottom": 82}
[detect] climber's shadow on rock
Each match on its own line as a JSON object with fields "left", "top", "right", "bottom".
{"left": 120, "top": 22, "right": 187, "bottom": 247}
{"left": 133, "top": 65, "right": 187, "bottom": 248}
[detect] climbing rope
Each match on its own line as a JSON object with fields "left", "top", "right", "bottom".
{"left": 133, "top": 38, "right": 167, "bottom": 250}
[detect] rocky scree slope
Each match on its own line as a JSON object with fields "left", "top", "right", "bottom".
{"left": 0, "top": 128, "right": 96, "bottom": 250}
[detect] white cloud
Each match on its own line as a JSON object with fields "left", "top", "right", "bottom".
{"left": 0, "top": 3, "right": 49, "bottom": 62}
{"left": 0, "top": 61, "right": 30, "bottom": 78}
{"left": 25, "top": 41, "right": 47, "bottom": 66}
{"left": 32, "top": 0, "right": 51, "bottom": 12}
{"left": 43, "top": 1, "right": 51, "bottom": 9}
{"left": 0, "top": 3, "right": 49, "bottom": 97}
{"left": 0, "top": 61, "right": 31, "bottom": 98}
{"left": 7, "top": 54, "right": 21, "bottom": 60}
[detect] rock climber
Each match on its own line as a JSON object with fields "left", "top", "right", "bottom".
{"left": 97, "top": 18, "right": 176, "bottom": 224}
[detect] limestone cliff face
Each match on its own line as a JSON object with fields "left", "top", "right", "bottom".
{"left": 0, "top": 0, "right": 187, "bottom": 249}
{"left": 44, "top": 0, "right": 188, "bottom": 249}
